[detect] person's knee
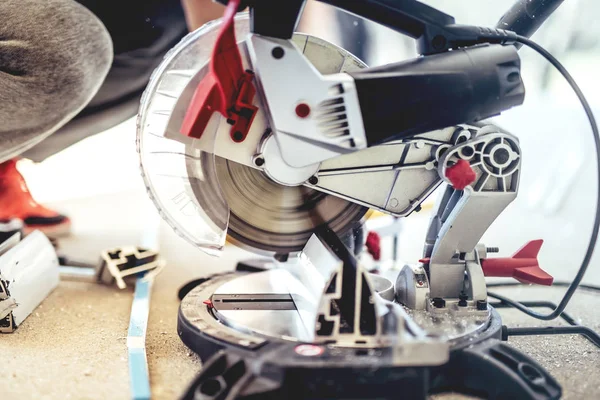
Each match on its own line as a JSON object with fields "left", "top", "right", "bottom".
{"left": 0, "top": 0, "right": 113, "bottom": 156}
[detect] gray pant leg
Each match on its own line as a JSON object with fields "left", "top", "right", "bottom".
{"left": 0, "top": 0, "right": 113, "bottom": 163}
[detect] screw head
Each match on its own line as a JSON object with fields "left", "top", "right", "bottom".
{"left": 232, "top": 131, "right": 244, "bottom": 142}
{"left": 271, "top": 46, "right": 285, "bottom": 59}
{"left": 458, "top": 291, "right": 468, "bottom": 307}
{"left": 254, "top": 157, "right": 265, "bottom": 167}
{"left": 461, "top": 146, "right": 475, "bottom": 157}
{"left": 493, "top": 148, "right": 510, "bottom": 164}
{"left": 308, "top": 176, "right": 319, "bottom": 185}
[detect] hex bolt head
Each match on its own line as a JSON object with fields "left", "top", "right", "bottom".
{"left": 476, "top": 300, "right": 488, "bottom": 310}
{"left": 432, "top": 297, "right": 446, "bottom": 308}
{"left": 458, "top": 292, "right": 468, "bottom": 307}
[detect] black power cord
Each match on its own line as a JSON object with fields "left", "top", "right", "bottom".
{"left": 487, "top": 281, "right": 600, "bottom": 317}
{"left": 506, "top": 326, "right": 600, "bottom": 348}
{"left": 490, "top": 297, "right": 600, "bottom": 348}
{"left": 488, "top": 283, "right": 600, "bottom": 348}
{"left": 476, "top": 34, "right": 600, "bottom": 321}
{"left": 486, "top": 281, "right": 600, "bottom": 293}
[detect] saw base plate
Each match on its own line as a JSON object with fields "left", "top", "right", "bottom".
{"left": 178, "top": 269, "right": 561, "bottom": 399}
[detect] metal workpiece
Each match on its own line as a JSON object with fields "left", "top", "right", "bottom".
{"left": 97, "top": 247, "right": 163, "bottom": 290}
{"left": 206, "top": 232, "right": 450, "bottom": 366}
{"left": 246, "top": 34, "right": 367, "bottom": 168}
{"left": 303, "top": 232, "right": 398, "bottom": 348}
{"left": 213, "top": 269, "right": 316, "bottom": 341}
{"left": 211, "top": 269, "right": 397, "bottom": 343}
{"left": 0, "top": 231, "right": 59, "bottom": 333}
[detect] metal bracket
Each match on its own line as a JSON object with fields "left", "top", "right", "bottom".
{"left": 425, "top": 128, "right": 522, "bottom": 298}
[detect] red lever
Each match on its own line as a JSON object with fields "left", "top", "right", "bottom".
{"left": 180, "top": 0, "right": 257, "bottom": 142}
{"left": 445, "top": 159, "right": 476, "bottom": 190}
{"left": 365, "top": 231, "right": 381, "bottom": 261}
{"left": 481, "top": 239, "right": 554, "bottom": 286}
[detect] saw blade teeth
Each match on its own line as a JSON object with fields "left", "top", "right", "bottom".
{"left": 193, "top": 157, "right": 367, "bottom": 254}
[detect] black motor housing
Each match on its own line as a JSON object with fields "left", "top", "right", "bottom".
{"left": 349, "top": 44, "right": 525, "bottom": 145}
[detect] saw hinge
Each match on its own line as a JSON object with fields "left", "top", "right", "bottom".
{"left": 226, "top": 70, "right": 258, "bottom": 143}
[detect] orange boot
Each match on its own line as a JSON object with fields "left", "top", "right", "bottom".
{"left": 0, "top": 159, "right": 71, "bottom": 237}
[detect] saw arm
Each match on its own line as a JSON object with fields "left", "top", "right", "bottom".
{"left": 182, "top": 0, "right": 526, "bottom": 168}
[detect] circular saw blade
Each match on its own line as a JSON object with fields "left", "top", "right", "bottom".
{"left": 138, "top": 13, "right": 369, "bottom": 255}
{"left": 193, "top": 155, "right": 367, "bottom": 254}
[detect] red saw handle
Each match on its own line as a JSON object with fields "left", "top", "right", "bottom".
{"left": 181, "top": 0, "right": 257, "bottom": 143}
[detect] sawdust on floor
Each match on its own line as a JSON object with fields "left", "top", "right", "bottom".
{"left": 3, "top": 275, "right": 599, "bottom": 399}
{"left": 1, "top": 192, "right": 599, "bottom": 399}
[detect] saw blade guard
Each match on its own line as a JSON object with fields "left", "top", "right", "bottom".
{"left": 137, "top": 16, "right": 253, "bottom": 255}
{"left": 139, "top": 13, "right": 371, "bottom": 256}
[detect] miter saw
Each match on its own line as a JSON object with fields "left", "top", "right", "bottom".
{"left": 136, "top": 0, "right": 599, "bottom": 398}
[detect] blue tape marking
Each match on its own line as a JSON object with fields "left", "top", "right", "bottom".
{"left": 128, "top": 276, "right": 152, "bottom": 400}
{"left": 129, "top": 348, "right": 151, "bottom": 400}
{"left": 128, "top": 278, "right": 150, "bottom": 338}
